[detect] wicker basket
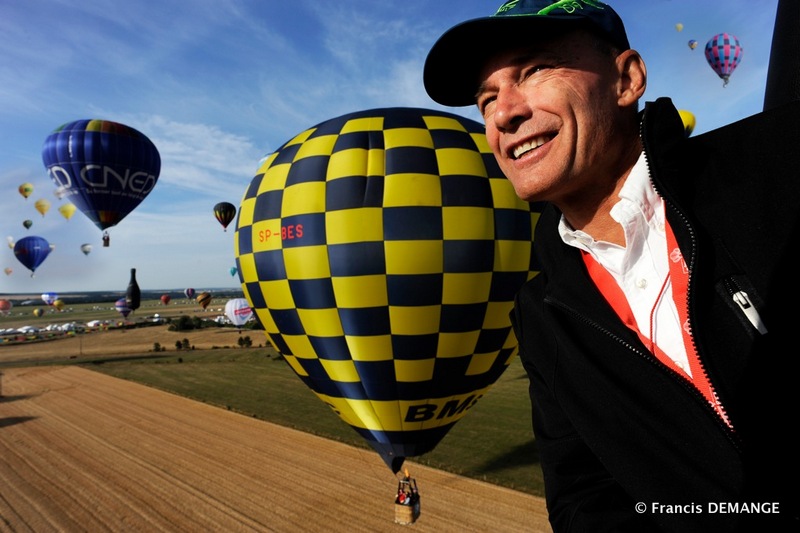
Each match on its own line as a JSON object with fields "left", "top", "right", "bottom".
{"left": 394, "top": 478, "right": 420, "bottom": 525}
{"left": 394, "top": 500, "right": 420, "bottom": 525}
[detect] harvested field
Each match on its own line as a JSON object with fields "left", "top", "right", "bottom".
{"left": 0, "top": 327, "right": 552, "bottom": 532}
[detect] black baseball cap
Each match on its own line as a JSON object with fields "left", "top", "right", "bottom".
{"left": 424, "top": 0, "right": 630, "bottom": 107}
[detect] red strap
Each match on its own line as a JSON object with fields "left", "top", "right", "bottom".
{"left": 581, "top": 218, "right": 731, "bottom": 427}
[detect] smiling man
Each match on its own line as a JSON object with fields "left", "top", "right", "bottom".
{"left": 424, "top": 1, "right": 800, "bottom": 532}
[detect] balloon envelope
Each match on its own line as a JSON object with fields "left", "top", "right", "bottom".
{"left": 14, "top": 236, "right": 52, "bottom": 276}
{"left": 41, "top": 119, "right": 161, "bottom": 232}
{"left": 705, "top": 33, "right": 743, "bottom": 86}
{"left": 234, "top": 107, "right": 539, "bottom": 473}
{"left": 688, "top": 39, "right": 698, "bottom": 50}
{"left": 4, "top": 267, "right": 12, "bottom": 276}
{"left": 19, "top": 183, "right": 34, "bottom": 199}
{"left": 0, "top": 299, "right": 12, "bottom": 315}
{"left": 34, "top": 198, "right": 50, "bottom": 217}
{"left": 160, "top": 294, "right": 171, "bottom": 305}
{"left": 184, "top": 288, "right": 196, "bottom": 299}
{"left": 225, "top": 298, "right": 253, "bottom": 326}
{"left": 58, "top": 202, "right": 77, "bottom": 220}
{"left": 80, "top": 243, "right": 93, "bottom": 256}
{"left": 23, "top": 220, "right": 33, "bottom": 230}
{"left": 42, "top": 292, "right": 58, "bottom": 305}
{"left": 214, "top": 202, "right": 237, "bottom": 231}
{"left": 196, "top": 292, "right": 212, "bottom": 309}
{"left": 52, "top": 299, "right": 65, "bottom": 311}
{"left": 678, "top": 109, "right": 696, "bottom": 137}
{"left": 33, "top": 307, "right": 44, "bottom": 317}
{"left": 115, "top": 297, "right": 131, "bottom": 318}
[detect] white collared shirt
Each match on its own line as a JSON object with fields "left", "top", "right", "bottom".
{"left": 558, "top": 152, "right": 692, "bottom": 376}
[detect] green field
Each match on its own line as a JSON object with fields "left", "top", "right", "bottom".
{"left": 0, "top": 297, "right": 546, "bottom": 497}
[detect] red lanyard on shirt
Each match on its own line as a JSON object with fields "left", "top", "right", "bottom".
{"left": 581, "top": 218, "right": 731, "bottom": 427}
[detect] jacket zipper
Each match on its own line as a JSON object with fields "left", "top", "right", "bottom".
{"left": 545, "top": 295, "right": 739, "bottom": 445}
{"left": 722, "top": 278, "right": 768, "bottom": 334}
{"left": 626, "top": 107, "right": 735, "bottom": 433}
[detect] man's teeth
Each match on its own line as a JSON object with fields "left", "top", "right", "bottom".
{"left": 513, "top": 136, "right": 548, "bottom": 159}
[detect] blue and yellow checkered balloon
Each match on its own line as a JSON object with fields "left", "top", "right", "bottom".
{"left": 234, "top": 107, "right": 541, "bottom": 473}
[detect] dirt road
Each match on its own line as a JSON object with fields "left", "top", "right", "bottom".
{"left": 0, "top": 366, "right": 552, "bottom": 532}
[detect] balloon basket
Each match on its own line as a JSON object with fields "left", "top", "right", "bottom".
{"left": 394, "top": 477, "right": 420, "bottom": 525}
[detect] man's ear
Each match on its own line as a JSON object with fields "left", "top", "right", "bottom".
{"left": 616, "top": 49, "right": 647, "bottom": 107}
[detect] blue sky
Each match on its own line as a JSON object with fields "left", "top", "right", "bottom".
{"left": 0, "top": 0, "right": 779, "bottom": 294}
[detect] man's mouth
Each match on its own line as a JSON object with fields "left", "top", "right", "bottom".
{"left": 512, "top": 135, "right": 551, "bottom": 160}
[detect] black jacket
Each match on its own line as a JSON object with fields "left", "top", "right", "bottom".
{"left": 512, "top": 97, "right": 800, "bottom": 532}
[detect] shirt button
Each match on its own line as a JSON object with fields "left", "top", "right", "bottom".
{"left": 636, "top": 278, "right": 648, "bottom": 289}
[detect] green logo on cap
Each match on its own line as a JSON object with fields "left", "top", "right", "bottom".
{"left": 495, "top": 0, "right": 608, "bottom": 17}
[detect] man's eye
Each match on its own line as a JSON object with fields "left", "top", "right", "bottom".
{"left": 478, "top": 96, "right": 496, "bottom": 118}
{"left": 524, "top": 64, "right": 550, "bottom": 78}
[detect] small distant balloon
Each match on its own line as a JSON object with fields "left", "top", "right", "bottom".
{"left": 7, "top": 236, "right": 15, "bottom": 249}
{"left": 675, "top": 22, "right": 684, "bottom": 32}
{"left": 58, "top": 202, "right": 77, "bottom": 220}
{"left": 52, "top": 299, "right": 65, "bottom": 311}
{"left": 34, "top": 198, "right": 51, "bottom": 217}
{"left": 196, "top": 291, "right": 212, "bottom": 309}
{"left": 225, "top": 298, "right": 253, "bottom": 328}
{"left": 705, "top": 33, "right": 743, "bottom": 87}
{"left": 229, "top": 266, "right": 238, "bottom": 277}
{"left": 23, "top": 219, "right": 33, "bottom": 230}
{"left": 161, "top": 294, "right": 171, "bottom": 305}
{"left": 4, "top": 267, "right": 12, "bottom": 276}
{"left": 184, "top": 288, "right": 196, "bottom": 299}
{"left": 42, "top": 292, "right": 58, "bottom": 306}
{"left": 13, "top": 235, "right": 52, "bottom": 277}
{"left": 115, "top": 297, "right": 132, "bottom": 318}
{"left": 19, "top": 183, "right": 34, "bottom": 199}
{"left": 33, "top": 307, "right": 44, "bottom": 317}
{"left": 214, "top": 202, "right": 237, "bottom": 231}
{"left": 678, "top": 110, "right": 696, "bottom": 137}
{"left": 80, "top": 243, "right": 93, "bottom": 256}
{"left": 688, "top": 39, "right": 698, "bottom": 50}
{"left": 0, "top": 299, "right": 12, "bottom": 315}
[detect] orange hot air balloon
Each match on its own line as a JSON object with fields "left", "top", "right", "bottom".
{"left": 160, "top": 294, "right": 171, "bottom": 305}
{"left": 0, "top": 299, "right": 12, "bottom": 315}
{"left": 196, "top": 292, "right": 212, "bottom": 309}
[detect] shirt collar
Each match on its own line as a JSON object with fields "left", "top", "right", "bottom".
{"left": 558, "top": 151, "right": 660, "bottom": 247}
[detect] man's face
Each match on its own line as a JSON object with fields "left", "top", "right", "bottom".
{"left": 476, "top": 31, "right": 626, "bottom": 206}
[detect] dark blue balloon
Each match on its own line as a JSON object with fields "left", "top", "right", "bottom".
{"left": 41, "top": 119, "right": 160, "bottom": 231}
{"left": 13, "top": 236, "right": 51, "bottom": 276}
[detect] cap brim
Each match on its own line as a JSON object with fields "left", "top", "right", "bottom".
{"left": 424, "top": 16, "right": 590, "bottom": 107}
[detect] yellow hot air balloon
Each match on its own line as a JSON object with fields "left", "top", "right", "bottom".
{"left": 52, "top": 299, "right": 65, "bottom": 311}
{"left": 235, "top": 107, "right": 541, "bottom": 473}
{"left": 19, "top": 183, "right": 34, "bottom": 199}
{"left": 58, "top": 202, "right": 77, "bottom": 220}
{"left": 34, "top": 198, "right": 51, "bottom": 217}
{"left": 675, "top": 22, "right": 684, "bottom": 32}
{"left": 678, "top": 109, "right": 696, "bottom": 137}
